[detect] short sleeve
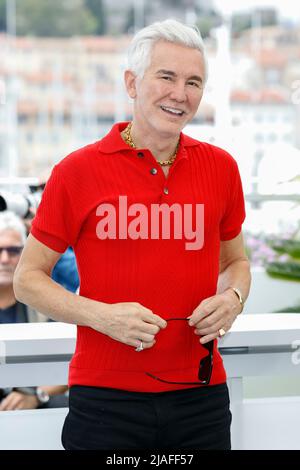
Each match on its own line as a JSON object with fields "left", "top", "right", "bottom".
{"left": 30, "top": 164, "right": 79, "bottom": 252}
{"left": 219, "top": 161, "right": 246, "bottom": 241}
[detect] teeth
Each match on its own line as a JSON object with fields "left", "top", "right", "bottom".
{"left": 161, "top": 106, "right": 183, "bottom": 115}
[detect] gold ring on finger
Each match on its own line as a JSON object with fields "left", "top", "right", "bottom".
{"left": 218, "top": 328, "right": 226, "bottom": 337}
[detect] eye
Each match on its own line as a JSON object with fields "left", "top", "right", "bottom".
{"left": 188, "top": 81, "right": 201, "bottom": 88}
{"left": 161, "top": 76, "right": 172, "bottom": 81}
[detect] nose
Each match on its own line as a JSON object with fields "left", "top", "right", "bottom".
{"left": 169, "top": 80, "right": 187, "bottom": 102}
{"left": 0, "top": 249, "right": 10, "bottom": 264}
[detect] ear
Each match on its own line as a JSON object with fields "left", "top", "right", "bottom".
{"left": 124, "top": 70, "right": 137, "bottom": 99}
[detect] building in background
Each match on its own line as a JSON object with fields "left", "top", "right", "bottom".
{"left": 1, "top": 4, "right": 300, "bottom": 225}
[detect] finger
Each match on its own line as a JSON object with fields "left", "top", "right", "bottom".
{"left": 132, "top": 339, "right": 156, "bottom": 350}
{"left": 199, "top": 332, "right": 219, "bottom": 345}
{"left": 122, "top": 334, "right": 156, "bottom": 349}
{"left": 139, "top": 323, "right": 160, "bottom": 336}
{"left": 191, "top": 308, "right": 222, "bottom": 329}
{"left": 0, "top": 397, "right": 13, "bottom": 411}
{"left": 148, "top": 315, "right": 167, "bottom": 330}
{"left": 140, "top": 309, "right": 167, "bottom": 329}
{"left": 8, "top": 396, "right": 23, "bottom": 410}
{"left": 188, "top": 301, "right": 219, "bottom": 326}
{"left": 195, "top": 322, "right": 224, "bottom": 336}
{"left": 15, "top": 404, "right": 26, "bottom": 410}
{"left": 193, "top": 314, "right": 224, "bottom": 335}
{"left": 127, "top": 303, "right": 167, "bottom": 330}
{"left": 0, "top": 400, "right": 7, "bottom": 411}
{"left": 0, "top": 396, "right": 19, "bottom": 411}
{"left": 132, "top": 331, "right": 156, "bottom": 343}
{"left": 139, "top": 339, "right": 156, "bottom": 350}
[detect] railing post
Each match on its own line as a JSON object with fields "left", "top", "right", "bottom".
{"left": 228, "top": 377, "right": 244, "bottom": 450}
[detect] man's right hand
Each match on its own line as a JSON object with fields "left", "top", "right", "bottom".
{"left": 13, "top": 235, "right": 167, "bottom": 350}
{"left": 90, "top": 302, "right": 167, "bottom": 350}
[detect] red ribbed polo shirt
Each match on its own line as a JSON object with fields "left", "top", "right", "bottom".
{"left": 31, "top": 122, "right": 246, "bottom": 392}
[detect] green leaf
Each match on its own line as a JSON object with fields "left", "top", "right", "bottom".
{"left": 274, "top": 306, "right": 300, "bottom": 313}
{"left": 269, "top": 240, "right": 300, "bottom": 259}
{"left": 266, "top": 261, "right": 300, "bottom": 281}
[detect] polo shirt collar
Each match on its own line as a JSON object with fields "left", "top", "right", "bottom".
{"left": 98, "top": 122, "right": 200, "bottom": 160}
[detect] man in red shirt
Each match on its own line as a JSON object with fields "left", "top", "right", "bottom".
{"left": 14, "top": 19, "right": 251, "bottom": 449}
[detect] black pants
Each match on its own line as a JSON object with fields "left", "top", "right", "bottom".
{"left": 62, "top": 383, "right": 232, "bottom": 450}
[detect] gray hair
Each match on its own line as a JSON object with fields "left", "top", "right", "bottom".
{"left": 0, "top": 211, "right": 27, "bottom": 244}
{"left": 127, "top": 19, "right": 208, "bottom": 83}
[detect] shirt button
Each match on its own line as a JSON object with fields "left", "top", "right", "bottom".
{"left": 137, "top": 152, "right": 144, "bottom": 158}
{"left": 150, "top": 168, "right": 158, "bottom": 175}
{"left": 163, "top": 188, "right": 169, "bottom": 195}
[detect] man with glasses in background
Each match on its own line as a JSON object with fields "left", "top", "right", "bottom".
{"left": 0, "top": 211, "right": 41, "bottom": 325}
{"left": 14, "top": 19, "right": 251, "bottom": 449}
{"left": 0, "top": 211, "right": 67, "bottom": 411}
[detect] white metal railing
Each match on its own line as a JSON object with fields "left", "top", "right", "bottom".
{"left": 1, "top": 314, "right": 300, "bottom": 449}
{"left": 245, "top": 193, "right": 300, "bottom": 203}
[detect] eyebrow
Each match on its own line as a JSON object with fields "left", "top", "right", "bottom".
{"left": 155, "top": 69, "right": 203, "bottom": 83}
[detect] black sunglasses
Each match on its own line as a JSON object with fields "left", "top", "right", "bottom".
{"left": 145, "top": 318, "right": 214, "bottom": 386}
{"left": 29, "top": 183, "right": 46, "bottom": 193}
{"left": 0, "top": 246, "right": 23, "bottom": 257}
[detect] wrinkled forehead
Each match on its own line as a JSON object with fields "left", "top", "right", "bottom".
{"left": 147, "top": 40, "right": 205, "bottom": 79}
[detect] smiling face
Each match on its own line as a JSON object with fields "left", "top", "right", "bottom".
{"left": 125, "top": 40, "right": 205, "bottom": 140}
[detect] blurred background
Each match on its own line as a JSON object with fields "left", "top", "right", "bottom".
{"left": 0, "top": 0, "right": 300, "bottom": 286}
{"left": 0, "top": 0, "right": 300, "bottom": 412}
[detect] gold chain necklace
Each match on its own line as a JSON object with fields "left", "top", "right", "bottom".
{"left": 123, "top": 123, "right": 179, "bottom": 166}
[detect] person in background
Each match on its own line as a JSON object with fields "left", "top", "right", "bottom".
{"left": 51, "top": 246, "right": 79, "bottom": 294}
{"left": 0, "top": 211, "right": 44, "bottom": 324}
{"left": 0, "top": 210, "right": 68, "bottom": 411}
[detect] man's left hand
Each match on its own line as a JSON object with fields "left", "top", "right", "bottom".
{"left": 188, "top": 290, "right": 242, "bottom": 344}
